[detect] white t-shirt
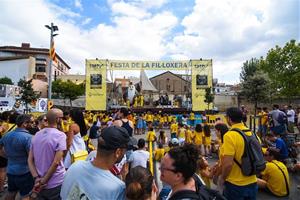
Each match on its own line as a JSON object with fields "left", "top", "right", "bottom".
{"left": 287, "top": 109, "right": 295, "bottom": 123}
{"left": 128, "top": 149, "right": 149, "bottom": 168}
{"left": 60, "top": 161, "right": 125, "bottom": 200}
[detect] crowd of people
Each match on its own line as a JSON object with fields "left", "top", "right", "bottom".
{"left": 0, "top": 104, "right": 298, "bottom": 199}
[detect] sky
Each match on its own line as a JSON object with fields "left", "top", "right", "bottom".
{"left": 0, "top": 0, "right": 299, "bottom": 84}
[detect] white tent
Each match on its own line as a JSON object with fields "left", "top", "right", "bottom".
{"left": 140, "top": 69, "right": 157, "bottom": 92}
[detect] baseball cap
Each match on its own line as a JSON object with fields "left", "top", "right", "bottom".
{"left": 99, "top": 126, "right": 130, "bottom": 150}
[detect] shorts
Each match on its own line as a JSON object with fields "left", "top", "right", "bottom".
{"left": 0, "top": 156, "right": 7, "bottom": 168}
{"left": 38, "top": 185, "right": 62, "bottom": 200}
{"left": 7, "top": 172, "right": 34, "bottom": 197}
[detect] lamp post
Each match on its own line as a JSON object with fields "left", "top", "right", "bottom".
{"left": 45, "top": 23, "right": 58, "bottom": 100}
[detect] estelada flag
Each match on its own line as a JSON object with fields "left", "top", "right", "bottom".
{"left": 49, "top": 40, "right": 57, "bottom": 63}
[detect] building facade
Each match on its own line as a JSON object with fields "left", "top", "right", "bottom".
{"left": 0, "top": 43, "right": 70, "bottom": 97}
{"left": 0, "top": 43, "right": 70, "bottom": 82}
{"left": 150, "top": 71, "right": 191, "bottom": 96}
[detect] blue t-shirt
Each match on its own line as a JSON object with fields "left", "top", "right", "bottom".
{"left": 275, "top": 138, "right": 288, "bottom": 159}
{"left": 60, "top": 161, "right": 125, "bottom": 200}
{"left": 0, "top": 128, "right": 32, "bottom": 175}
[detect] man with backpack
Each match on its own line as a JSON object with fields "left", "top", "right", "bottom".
{"left": 221, "top": 107, "right": 265, "bottom": 200}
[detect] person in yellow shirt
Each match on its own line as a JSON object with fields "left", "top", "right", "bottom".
{"left": 158, "top": 114, "right": 164, "bottom": 129}
{"left": 146, "top": 127, "right": 156, "bottom": 142}
{"left": 221, "top": 107, "right": 258, "bottom": 200}
{"left": 257, "top": 107, "right": 268, "bottom": 140}
{"left": 193, "top": 124, "right": 203, "bottom": 148}
{"left": 203, "top": 124, "right": 212, "bottom": 157}
{"left": 170, "top": 120, "right": 178, "bottom": 139}
{"left": 189, "top": 112, "right": 195, "bottom": 127}
{"left": 146, "top": 127, "right": 156, "bottom": 150}
{"left": 177, "top": 123, "right": 186, "bottom": 145}
{"left": 154, "top": 143, "right": 165, "bottom": 162}
{"left": 140, "top": 95, "right": 144, "bottom": 107}
{"left": 185, "top": 125, "right": 194, "bottom": 144}
{"left": 257, "top": 148, "right": 290, "bottom": 197}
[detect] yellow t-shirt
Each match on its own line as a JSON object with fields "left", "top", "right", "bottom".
{"left": 203, "top": 136, "right": 211, "bottom": 146}
{"left": 222, "top": 123, "right": 257, "bottom": 186}
{"left": 61, "top": 120, "right": 70, "bottom": 133}
{"left": 258, "top": 111, "right": 268, "bottom": 125}
{"left": 185, "top": 130, "right": 194, "bottom": 143}
{"left": 147, "top": 131, "right": 156, "bottom": 142}
{"left": 154, "top": 148, "right": 165, "bottom": 161}
{"left": 261, "top": 160, "right": 289, "bottom": 197}
{"left": 178, "top": 128, "right": 186, "bottom": 139}
{"left": 159, "top": 117, "right": 165, "bottom": 123}
{"left": 146, "top": 114, "right": 153, "bottom": 122}
{"left": 194, "top": 131, "right": 203, "bottom": 145}
{"left": 164, "top": 146, "right": 170, "bottom": 153}
{"left": 1, "top": 122, "right": 17, "bottom": 136}
{"left": 190, "top": 113, "right": 195, "bottom": 120}
{"left": 167, "top": 116, "right": 173, "bottom": 123}
{"left": 170, "top": 123, "right": 178, "bottom": 133}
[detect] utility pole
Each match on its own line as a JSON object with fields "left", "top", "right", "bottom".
{"left": 45, "top": 23, "right": 58, "bottom": 100}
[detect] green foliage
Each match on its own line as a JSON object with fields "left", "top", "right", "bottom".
{"left": 240, "top": 58, "right": 262, "bottom": 82}
{"left": 52, "top": 79, "right": 85, "bottom": 107}
{"left": 0, "top": 76, "right": 13, "bottom": 85}
{"left": 204, "top": 87, "right": 214, "bottom": 110}
{"left": 261, "top": 39, "right": 300, "bottom": 100}
{"left": 17, "top": 78, "right": 40, "bottom": 111}
{"left": 241, "top": 71, "right": 270, "bottom": 106}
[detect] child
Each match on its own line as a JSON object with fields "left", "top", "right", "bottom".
{"left": 177, "top": 123, "right": 186, "bottom": 145}
{"left": 136, "top": 114, "right": 144, "bottom": 135}
{"left": 197, "top": 156, "right": 213, "bottom": 188}
{"left": 146, "top": 127, "right": 156, "bottom": 150}
{"left": 203, "top": 124, "right": 212, "bottom": 157}
{"left": 170, "top": 120, "right": 178, "bottom": 139}
{"left": 154, "top": 143, "right": 165, "bottom": 162}
{"left": 185, "top": 125, "right": 194, "bottom": 144}
{"left": 193, "top": 124, "right": 203, "bottom": 152}
{"left": 158, "top": 130, "right": 168, "bottom": 145}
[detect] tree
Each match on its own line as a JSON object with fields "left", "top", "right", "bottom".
{"left": 204, "top": 87, "right": 214, "bottom": 111}
{"left": 18, "top": 78, "right": 40, "bottom": 113}
{"left": 240, "top": 58, "right": 262, "bottom": 82}
{"left": 52, "top": 80, "right": 85, "bottom": 107}
{"left": 240, "top": 71, "right": 270, "bottom": 133}
{"left": 0, "top": 76, "right": 13, "bottom": 85}
{"left": 261, "top": 39, "right": 300, "bottom": 102}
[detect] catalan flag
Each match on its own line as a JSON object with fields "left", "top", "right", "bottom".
{"left": 49, "top": 40, "right": 57, "bottom": 63}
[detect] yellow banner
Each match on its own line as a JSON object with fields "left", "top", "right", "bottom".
{"left": 86, "top": 60, "right": 192, "bottom": 70}
{"left": 85, "top": 59, "right": 107, "bottom": 110}
{"left": 191, "top": 60, "right": 213, "bottom": 111}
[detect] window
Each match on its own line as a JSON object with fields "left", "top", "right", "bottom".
{"left": 36, "top": 65, "right": 46, "bottom": 72}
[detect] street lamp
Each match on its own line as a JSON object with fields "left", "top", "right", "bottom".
{"left": 45, "top": 23, "right": 59, "bottom": 100}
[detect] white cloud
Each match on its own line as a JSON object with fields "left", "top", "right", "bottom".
{"left": 167, "top": 0, "right": 299, "bottom": 83}
{"left": 0, "top": 0, "right": 298, "bottom": 84}
{"left": 74, "top": 0, "right": 83, "bottom": 10}
{"left": 111, "top": 1, "right": 150, "bottom": 19}
{"left": 81, "top": 17, "right": 92, "bottom": 25}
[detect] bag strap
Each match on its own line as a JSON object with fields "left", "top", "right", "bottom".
{"left": 7, "top": 124, "right": 16, "bottom": 133}
{"left": 271, "top": 161, "right": 289, "bottom": 196}
{"left": 230, "top": 128, "right": 248, "bottom": 168}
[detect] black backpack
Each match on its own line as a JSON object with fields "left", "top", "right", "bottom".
{"left": 169, "top": 174, "right": 226, "bottom": 200}
{"left": 231, "top": 128, "right": 266, "bottom": 176}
